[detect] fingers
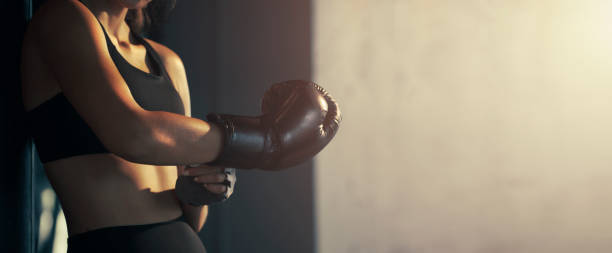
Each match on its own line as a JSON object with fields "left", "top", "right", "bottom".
{"left": 203, "top": 183, "right": 227, "bottom": 194}
{"left": 193, "top": 173, "right": 227, "bottom": 184}
{"left": 184, "top": 165, "right": 229, "bottom": 194}
{"left": 179, "top": 164, "right": 234, "bottom": 196}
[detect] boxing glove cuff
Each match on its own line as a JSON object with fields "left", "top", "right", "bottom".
{"left": 205, "top": 113, "right": 275, "bottom": 169}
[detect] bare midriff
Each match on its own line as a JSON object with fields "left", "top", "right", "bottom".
{"left": 43, "top": 153, "right": 183, "bottom": 236}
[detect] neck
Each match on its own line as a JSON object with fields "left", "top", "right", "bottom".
{"left": 80, "top": 0, "right": 131, "bottom": 42}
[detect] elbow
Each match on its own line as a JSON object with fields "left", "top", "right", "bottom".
{"left": 181, "top": 204, "right": 208, "bottom": 232}
{"left": 189, "top": 208, "right": 208, "bottom": 232}
{"left": 194, "top": 212, "right": 207, "bottom": 232}
{"left": 192, "top": 221, "right": 205, "bottom": 233}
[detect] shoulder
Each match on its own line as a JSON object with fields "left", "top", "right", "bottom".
{"left": 143, "top": 38, "right": 188, "bottom": 90}
{"left": 28, "top": 0, "right": 102, "bottom": 40}
{"left": 143, "top": 38, "right": 185, "bottom": 73}
{"left": 143, "top": 38, "right": 191, "bottom": 115}
{"left": 143, "top": 39, "right": 188, "bottom": 86}
{"left": 25, "top": 0, "right": 109, "bottom": 63}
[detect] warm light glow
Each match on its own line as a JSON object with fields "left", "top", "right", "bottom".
{"left": 315, "top": 0, "right": 612, "bottom": 252}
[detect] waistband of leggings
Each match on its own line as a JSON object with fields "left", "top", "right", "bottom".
{"left": 67, "top": 215, "right": 186, "bottom": 243}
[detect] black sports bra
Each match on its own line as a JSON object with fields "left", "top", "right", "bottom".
{"left": 26, "top": 20, "right": 185, "bottom": 163}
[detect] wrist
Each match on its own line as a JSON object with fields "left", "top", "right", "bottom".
{"left": 206, "top": 113, "right": 270, "bottom": 169}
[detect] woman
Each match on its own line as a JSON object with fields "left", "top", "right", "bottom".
{"left": 22, "top": 0, "right": 232, "bottom": 251}
{"left": 21, "top": 0, "right": 340, "bottom": 252}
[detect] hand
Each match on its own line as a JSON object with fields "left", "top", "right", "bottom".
{"left": 175, "top": 164, "right": 236, "bottom": 206}
{"left": 181, "top": 164, "right": 232, "bottom": 194}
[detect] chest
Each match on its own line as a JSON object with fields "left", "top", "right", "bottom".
{"left": 105, "top": 38, "right": 185, "bottom": 115}
{"left": 108, "top": 35, "right": 159, "bottom": 77}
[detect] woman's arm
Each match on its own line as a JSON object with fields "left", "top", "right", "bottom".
{"left": 30, "top": 0, "right": 222, "bottom": 166}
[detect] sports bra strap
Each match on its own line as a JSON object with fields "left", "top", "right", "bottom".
{"left": 94, "top": 17, "right": 170, "bottom": 79}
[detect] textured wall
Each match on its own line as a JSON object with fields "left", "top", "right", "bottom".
{"left": 314, "top": 1, "right": 612, "bottom": 252}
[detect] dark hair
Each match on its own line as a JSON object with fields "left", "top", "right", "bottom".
{"left": 125, "top": 0, "right": 176, "bottom": 35}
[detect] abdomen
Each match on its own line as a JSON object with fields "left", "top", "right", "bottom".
{"left": 43, "top": 153, "right": 182, "bottom": 236}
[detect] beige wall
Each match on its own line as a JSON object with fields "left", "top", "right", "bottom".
{"left": 314, "top": 1, "right": 612, "bottom": 252}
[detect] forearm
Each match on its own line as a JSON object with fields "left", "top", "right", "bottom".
{"left": 119, "top": 110, "right": 223, "bottom": 166}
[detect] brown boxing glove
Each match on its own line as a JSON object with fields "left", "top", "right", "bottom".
{"left": 207, "top": 80, "right": 341, "bottom": 170}
{"left": 176, "top": 80, "right": 340, "bottom": 205}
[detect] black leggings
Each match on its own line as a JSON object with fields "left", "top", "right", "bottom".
{"left": 67, "top": 216, "right": 206, "bottom": 253}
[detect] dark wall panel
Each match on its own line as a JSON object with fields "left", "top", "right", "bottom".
{"left": 214, "top": 1, "right": 313, "bottom": 252}
{"left": 157, "top": 1, "right": 314, "bottom": 252}
{"left": 1, "top": 1, "right": 34, "bottom": 253}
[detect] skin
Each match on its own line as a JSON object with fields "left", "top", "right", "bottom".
{"left": 21, "top": 0, "right": 229, "bottom": 235}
